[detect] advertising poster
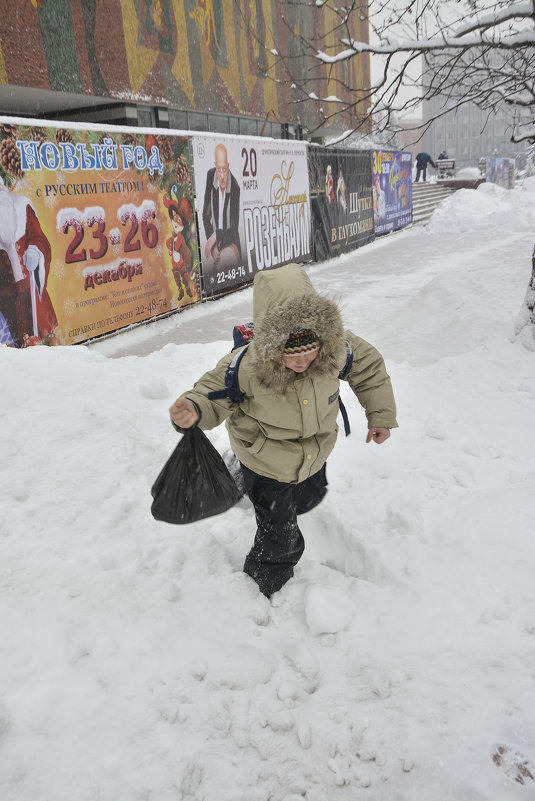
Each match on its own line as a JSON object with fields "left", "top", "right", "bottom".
{"left": 309, "top": 147, "right": 375, "bottom": 262}
{"left": 191, "top": 135, "right": 311, "bottom": 296}
{"left": 371, "top": 150, "right": 412, "bottom": 235}
{"left": 0, "top": 119, "right": 200, "bottom": 347}
{"left": 485, "top": 157, "right": 515, "bottom": 189}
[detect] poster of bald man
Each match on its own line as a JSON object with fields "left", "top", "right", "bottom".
{"left": 192, "top": 135, "right": 311, "bottom": 297}
{"left": 201, "top": 142, "right": 242, "bottom": 271}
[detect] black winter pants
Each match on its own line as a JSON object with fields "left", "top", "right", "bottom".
{"left": 241, "top": 463, "right": 328, "bottom": 597}
{"left": 415, "top": 165, "right": 427, "bottom": 182}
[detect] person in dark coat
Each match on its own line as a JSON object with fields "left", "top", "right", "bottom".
{"left": 415, "top": 152, "right": 436, "bottom": 182}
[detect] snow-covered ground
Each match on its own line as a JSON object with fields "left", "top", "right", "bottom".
{"left": 1, "top": 182, "right": 535, "bottom": 801}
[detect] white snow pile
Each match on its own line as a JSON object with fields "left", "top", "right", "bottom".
{"left": 1, "top": 182, "right": 535, "bottom": 801}
{"left": 454, "top": 166, "right": 481, "bottom": 180}
{"left": 428, "top": 179, "right": 535, "bottom": 236}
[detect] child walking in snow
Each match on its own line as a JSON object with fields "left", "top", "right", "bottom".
{"left": 169, "top": 263, "right": 397, "bottom": 598}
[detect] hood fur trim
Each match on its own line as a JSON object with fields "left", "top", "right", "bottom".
{"left": 249, "top": 291, "right": 345, "bottom": 391}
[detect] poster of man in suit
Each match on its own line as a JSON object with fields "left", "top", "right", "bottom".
{"left": 192, "top": 135, "right": 311, "bottom": 296}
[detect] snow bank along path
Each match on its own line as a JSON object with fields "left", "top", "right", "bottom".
{"left": 1, "top": 182, "right": 535, "bottom": 800}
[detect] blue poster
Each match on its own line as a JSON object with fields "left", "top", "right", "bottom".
{"left": 371, "top": 150, "right": 412, "bottom": 234}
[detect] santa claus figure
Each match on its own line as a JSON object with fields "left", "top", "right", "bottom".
{"left": 0, "top": 179, "right": 57, "bottom": 347}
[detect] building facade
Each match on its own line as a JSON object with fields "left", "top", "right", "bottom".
{"left": 0, "top": 0, "right": 371, "bottom": 140}
{"left": 420, "top": 75, "right": 524, "bottom": 170}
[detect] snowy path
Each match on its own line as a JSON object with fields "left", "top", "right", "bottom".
{"left": 1, "top": 184, "right": 535, "bottom": 801}
{"left": 95, "top": 196, "right": 533, "bottom": 366}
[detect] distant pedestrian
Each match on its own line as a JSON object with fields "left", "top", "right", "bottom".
{"left": 415, "top": 152, "right": 436, "bottom": 182}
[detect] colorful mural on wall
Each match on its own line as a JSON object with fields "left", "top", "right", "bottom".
{"left": 0, "top": 0, "right": 369, "bottom": 134}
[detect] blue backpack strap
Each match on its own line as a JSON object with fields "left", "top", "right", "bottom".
{"left": 338, "top": 398, "right": 351, "bottom": 437}
{"left": 337, "top": 341, "right": 354, "bottom": 436}
{"left": 208, "top": 344, "right": 249, "bottom": 403}
{"left": 338, "top": 340, "right": 353, "bottom": 379}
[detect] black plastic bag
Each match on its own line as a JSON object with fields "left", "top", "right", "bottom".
{"left": 151, "top": 426, "right": 242, "bottom": 524}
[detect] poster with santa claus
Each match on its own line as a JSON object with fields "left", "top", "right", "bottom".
{"left": 0, "top": 118, "right": 200, "bottom": 347}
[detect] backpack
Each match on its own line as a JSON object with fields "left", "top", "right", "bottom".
{"left": 208, "top": 324, "right": 353, "bottom": 436}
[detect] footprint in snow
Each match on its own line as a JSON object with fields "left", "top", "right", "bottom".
{"left": 301, "top": 511, "right": 383, "bottom": 582}
{"left": 304, "top": 585, "right": 356, "bottom": 636}
{"left": 492, "top": 744, "right": 534, "bottom": 785}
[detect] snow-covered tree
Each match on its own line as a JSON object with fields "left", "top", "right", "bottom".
{"left": 239, "top": 0, "right": 535, "bottom": 343}
{"left": 525, "top": 143, "right": 535, "bottom": 176}
{"left": 515, "top": 245, "right": 535, "bottom": 348}
{"left": 248, "top": 0, "right": 534, "bottom": 145}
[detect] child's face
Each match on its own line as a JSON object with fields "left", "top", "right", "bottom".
{"left": 172, "top": 212, "right": 184, "bottom": 234}
{"left": 283, "top": 350, "right": 319, "bottom": 373}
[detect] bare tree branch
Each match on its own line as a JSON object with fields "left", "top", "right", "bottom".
{"left": 235, "top": 0, "right": 535, "bottom": 143}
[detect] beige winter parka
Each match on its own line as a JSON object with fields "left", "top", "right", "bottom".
{"left": 180, "top": 263, "right": 397, "bottom": 483}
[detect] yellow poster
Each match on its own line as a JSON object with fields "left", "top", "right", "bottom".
{"left": 0, "top": 120, "right": 200, "bottom": 347}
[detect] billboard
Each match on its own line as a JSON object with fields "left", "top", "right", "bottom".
{"left": 485, "top": 157, "right": 515, "bottom": 189}
{"left": 371, "top": 150, "right": 412, "bottom": 235}
{"left": 309, "top": 147, "right": 375, "bottom": 262}
{"left": 191, "top": 135, "right": 311, "bottom": 296}
{"left": 0, "top": 120, "right": 200, "bottom": 347}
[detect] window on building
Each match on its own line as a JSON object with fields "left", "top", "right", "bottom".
{"left": 137, "top": 107, "right": 155, "bottom": 127}
{"left": 240, "top": 117, "right": 259, "bottom": 135}
{"left": 168, "top": 109, "right": 188, "bottom": 130}
{"left": 208, "top": 115, "right": 230, "bottom": 134}
{"left": 123, "top": 106, "right": 278, "bottom": 139}
{"left": 188, "top": 112, "right": 208, "bottom": 131}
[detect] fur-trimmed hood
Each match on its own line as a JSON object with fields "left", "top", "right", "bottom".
{"left": 248, "top": 263, "right": 345, "bottom": 390}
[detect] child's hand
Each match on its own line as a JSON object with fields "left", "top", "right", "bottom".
{"left": 366, "top": 427, "right": 390, "bottom": 444}
{"left": 169, "top": 397, "right": 199, "bottom": 429}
